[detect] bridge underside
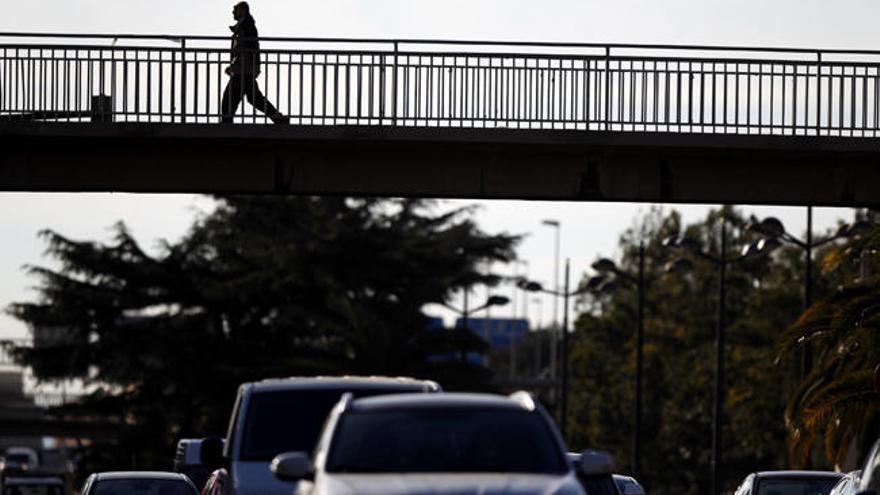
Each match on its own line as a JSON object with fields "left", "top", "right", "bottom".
{"left": 2, "top": 123, "right": 880, "bottom": 206}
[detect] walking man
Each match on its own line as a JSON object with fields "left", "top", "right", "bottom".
{"left": 221, "top": 2, "right": 288, "bottom": 124}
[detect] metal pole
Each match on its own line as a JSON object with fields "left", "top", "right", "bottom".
{"left": 712, "top": 219, "right": 727, "bottom": 495}
{"left": 803, "top": 206, "right": 813, "bottom": 376}
{"left": 633, "top": 241, "right": 645, "bottom": 478}
{"left": 461, "top": 287, "right": 469, "bottom": 362}
{"left": 180, "top": 39, "right": 187, "bottom": 123}
{"left": 560, "top": 258, "right": 571, "bottom": 440}
{"left": 803, "top": 206, "right": 813, "bottom": 469}
{"left": 551, "top": 224, "right": 560, "bottom": 379}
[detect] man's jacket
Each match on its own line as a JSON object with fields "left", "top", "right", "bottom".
{"left": 230, "top": 14, "right": 260, "bottom": 75}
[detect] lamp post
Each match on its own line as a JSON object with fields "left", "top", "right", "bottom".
{"left": 519, "top": 258, "right": 586, "bottom": 440}
{"left": 542, "top": 219, "right": 561, "bottom": 381}
{"left": 747, "top": 210, "right": 872, "bottom": 378}
{"left": 443, "top": 294, "right": 510, "bottom": 362}
{"left": 590, "top": 241, "right": 646, "bottom": 479}
{"left": 664, "top": 217, "right": 769, "bottom": 495}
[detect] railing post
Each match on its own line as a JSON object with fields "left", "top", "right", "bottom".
{"left": 392, "top": 41, "right": 399, "bottom": 126}
{"left": 604, "top": 46, "right": 611, "bottom": 131}
{"left": 180, "top": 38, "right": 187, "bottom": 123}
{"left": 815, "top": 51, "right": 822, "bottom": 136}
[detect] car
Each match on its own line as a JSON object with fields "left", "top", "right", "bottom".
{"left": 566, "top": 453, "right": 623, "bottom": 495}
{"left": 613, "top": 474, "right": 646, "bottom": 495}
{"left": 856, "top": 437, "right": 880, "bottom": 494}
{"left": 79, "top": 472, "right": 198, "bottom": 495}
{"left": 174, "top": 438, "right": 224, "bottom": 491}
{"left": 1, "top": 448, "right": 39, "bottom": 474}
{"left": 734, "top": 470, "right": 843, "bottom": 495}
{"left": 198, "top": 376, "right": 441, "bottom": 495}
{"left": 270, "top": 391, "right": 616, "bottom": 495}
{"left": 830, "top": 470, "right": 861, "bottom": 495}
{"left": 1, "top": 476, "right": 65, "bottom": 495}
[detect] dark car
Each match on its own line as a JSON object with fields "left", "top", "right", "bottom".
{"left": 80, "top": 472, "right": 198, "bottom": 495}
{"left": 734, "top": 470, "right": 843, "bottom": 495}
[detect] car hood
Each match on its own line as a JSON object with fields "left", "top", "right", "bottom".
{"left": 231, "top": 460, "right": 297, "bottom": 495}
{"left": 317, "top": 472, "right": 584, "bottom": 495}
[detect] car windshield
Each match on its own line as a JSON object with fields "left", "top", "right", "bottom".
{"left": 326, "top": 408, "right": 567, "bottom": 474}
{"left": 756, "top": 478, "right": 840, "bottom": 495}
{"left": 2, "top": 484, "right": 64, "bottom": 495}
{"left": 93, "top": 480, "right": 194, "bottom": 495}
{"left": 240, "top": 387, "right": 424, "bottom": 460}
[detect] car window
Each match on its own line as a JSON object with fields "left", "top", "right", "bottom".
{"left": 240, "top": 387, "right": 424, "bottom": 461}
{"left": 578, "top": 475, "right": 620, "bottom": 495}
{"left": 755, "top": 478, "right": 839, "bottom": 495}
{"left": 326, "top": 408, "right": 567, "bottom": 474}
{"left": 93, "top": 479, "right": 195, "bottom": 495}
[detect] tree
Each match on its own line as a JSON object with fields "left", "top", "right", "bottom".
{"left": 567, "top": 206, "right": 806, "bottom": 495}
{"left": 7, "top": 196, "right": 519, "bottom": 470}
{"left": 780, "top": 213, "right": 880, "bottom": 466}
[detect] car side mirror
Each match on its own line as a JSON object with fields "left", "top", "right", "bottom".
{"left": 199, "top": 436, "right": 225, "bottom": 470}
{"left": 579, "top": 449, "right": 614, "bottom": 476}
{"left": 271, "top": 452, "right": 313, "bottom": 481}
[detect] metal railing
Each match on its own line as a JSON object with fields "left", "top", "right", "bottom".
{"left": 3, "top": 33, "right": 880, "bottom": 136}
{"left": 0, "top": 338, "right": 29, "bottom": 366}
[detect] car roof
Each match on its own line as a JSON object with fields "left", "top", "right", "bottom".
{"left": 347, "top": 392, "right": 535, "bottom": 412}
{"left": 755, "top": 470, "right": 843, "bottom": 480}
{"left": 3, "top": 477, "right": 64, "bottom": 485}
{"left": 247, "top": 376, "right": 440, "bottom": 393}
{"left": 95, "top": 472, "right": 190, "bottom": 481}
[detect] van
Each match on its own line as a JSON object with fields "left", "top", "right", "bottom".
{"left": 200, "top": 376, "right": 440, "bottom": 495}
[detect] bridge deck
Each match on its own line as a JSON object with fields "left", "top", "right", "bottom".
{"left": 2, "top": 34, "right": 880, "bottom": 204}
{"left": 3, "top": 122, "right": 879, "bottom": 205}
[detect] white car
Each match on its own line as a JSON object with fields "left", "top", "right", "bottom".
{"left": 829, "top": 470, "right": 861, "bottom": 495}
{"left": 271, "top": 392, "right": 615, "bottom": 495}
{"left": 612, "top": 474, "right": 645, "bottom": 495}
{"left": 856, "top": 437, "right": 880, "bottom": 494}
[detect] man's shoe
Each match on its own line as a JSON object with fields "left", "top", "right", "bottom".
{"left": 272, "top": 115, "right": 290, "bottom": 125}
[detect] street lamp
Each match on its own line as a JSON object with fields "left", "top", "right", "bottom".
{"left": 518, "top": 258, "right": 586, "bottom": 440}
{"left": 443, "top": 294, "right": 510, "bottom": 362}
{"left": 663, "top": 218, "right": 768, "bottom": 495}
{"left": 542, "top": 219, "right": 561, "bottom": 381}
{"left": 747, "top": 210, "right": 872, "bottom": 378}
{"left": 589, "top": 241, "right": 646, "bottom": 479}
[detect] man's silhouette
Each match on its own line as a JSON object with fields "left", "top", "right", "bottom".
{"left": 221, "top": 2, "right": 288, "bottom": 124}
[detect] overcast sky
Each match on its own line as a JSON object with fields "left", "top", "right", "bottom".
{"left": 2, "top": 0, "right": 874, "bottom": 338}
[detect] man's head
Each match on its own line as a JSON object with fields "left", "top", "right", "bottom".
{"left": 232, "top": 2, "right": 250, "bottom": 20}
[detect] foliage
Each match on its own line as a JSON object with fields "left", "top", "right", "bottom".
{"left": 566, "top": 206, "right": 809, "bottom": 495}
{"left": 7, "top": 196, "right": 518, "bottom": 470}
{"left": 780, "top": 215, "right": 880, "bottom": 466}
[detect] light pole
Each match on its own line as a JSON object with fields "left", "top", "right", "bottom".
{"left": 664, "top": 217, "right": 769, "bottom": 495}
{"left": 519, "top": 258, "right": 586, "bottom": 440}
{"left": 444, "top": 294, "right": 510, "bottom": 362}
{"left": 542, "top": 219, "right": 561, "bottom": 381}
{"left": 747, "top": 211, "right": 872, "bottom": 378}
{"left": 531, "top": 296, "right": 544, "bottom": 377}
{"left": 589, "top": 241, "right": 646, "bottom": 479}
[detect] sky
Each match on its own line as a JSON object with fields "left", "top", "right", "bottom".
{"left": 2, "top": 0, "right": 875, "bottom": 338}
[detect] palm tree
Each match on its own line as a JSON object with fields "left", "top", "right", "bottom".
{"left": 779, "top": 223, "right": 880, "bottom": 466}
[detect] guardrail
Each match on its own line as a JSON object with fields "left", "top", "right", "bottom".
{"left": 3, "top": 33, "right": 880, "bottom": 136}
{"left": 0, "top": 338, "right": 29, "bottom": 366}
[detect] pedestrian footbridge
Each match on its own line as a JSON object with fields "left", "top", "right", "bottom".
{"left": 2, "top": 33, "right": 880, "bottom": 205}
